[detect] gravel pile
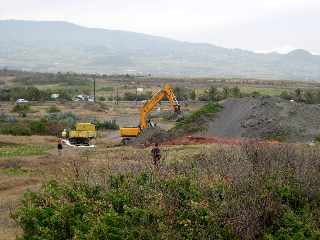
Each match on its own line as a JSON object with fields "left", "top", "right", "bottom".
{"left": 202, "top": 96, "right": 320, "bottom": 142}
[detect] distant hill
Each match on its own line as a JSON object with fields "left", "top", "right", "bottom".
{"left": 0, "top": 20, "right": 320, "bottom": 80}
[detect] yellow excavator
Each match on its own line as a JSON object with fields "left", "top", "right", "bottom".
{"left": 120, "top": 84, "right": 181, "bottom": 144}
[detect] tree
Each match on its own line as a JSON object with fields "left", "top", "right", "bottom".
{"left": 316, "top": 90, "right": 320, "bottom": 104}
{"left": 222, "top": 87, "right": 230, "bottom": 99}
{"left": 304, "top": 91, "right": 314, "bottom": 104}
{"left": 208, "top": 87, "right": 218, "bottom": 102}
{"left": 231, "top": 86, "right": 241, "bottom": 98}
{"left": 280, "top": 91, "right": 291, "bottom": 100}
{"left": 173, "top": 87, "right": 189, "bottom": 101}
{"left": 190, "top": 89, "right": 196, "bottom": 101}
{"left": 294, "top": 88, "right": 303, "bottom": 101}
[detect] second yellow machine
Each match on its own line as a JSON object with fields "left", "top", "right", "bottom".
{"left": 120, "top": 84, "right": 181, "bottom": 144}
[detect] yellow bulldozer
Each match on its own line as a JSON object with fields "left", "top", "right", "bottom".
{"left": 120, "top": 84, "right": 181, "bottom": 144}
{"left": 62, "top": 123, "right": 97, "bottom": 147}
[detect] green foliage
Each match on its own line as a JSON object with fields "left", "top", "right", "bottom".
{"left": 264, "top": 128, "right": 289, "bottom": 142}
{"left": 189, "top": 89, "right": 196, "bottom": 100}
{"left": 2, "top": 166, "right": 29, "bottom": 176}
{"left": 46, "top": 105, "right": 61, "bottom": 113}
{"left": 315, "top": 134, "right": 320, "bottom": 143}
{"left": 12, "top": 144, "right": 320, "bottom": 240}
{"left": 199, "top": 86, "right": 243, "bottom": 101}
{"left": 29, "top": 120, "right": 48, "bottom": 134}
{"left": 173, "top": 87, "right": 190, "bottom": 101}
{"left": 14, "top": 174, "right": 236, "bottom": 240}
{"left": 264, "top": 210, "right": 320, "bottom": 240}
{"left": 280, "top": 91, "right": 292, "bottom": 100}
{"left": 98, "top": 86, "right": 113, "bottom": 92}
{"left": 0, "top": 118, "right": 66, "bottom": 136}
{"left": 208, "top": 86, "right": 219, "bottom": 101}
{"left": 0, "top": 144, "right": 50, "bottom": 158}
{"left": 95, "top": 120, "right": 119, "bottom": 130}
{"left": 280, "top": 88, "right": 320, "bottom": 104}
{"left": 98, "top": 96, "right": 106, "bottom": 101}
{"left": 122, "top": 91, "right": 152, "bottom": 101}
{"left": 0, "top": 124, "right": 32, "bottom": 136}
{"left": 45, "top": 112, "right": 78, "bottom": 129}
{"left": 12, "top": 104, "right": 31, "bottom": 115}
{"left": 175, "top": 102, "right": 222, "bottom": 132}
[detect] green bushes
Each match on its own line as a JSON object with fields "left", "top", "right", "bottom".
{"left": 12, "top": 104, "right": 31, "bottom": 117}
{"left": 198, "top": 86, "right": 243, "bottom": 101}
{"left": 122, "top": 91, "right": 152, "bottom": 101}
{"left": 13, "top": 174, "right": 236, "bottom": 240}
{"left": 0, "top": 119, "right": 67, "bottom": 136}
{"left": 174, "top": 102, "right": 222, "bottom": 133}
{"left": 12, "top": 143, "right": 320, "bottom": 239}
{"left": 0, "top": 124, "right": 32, "bottom": 136}
{"left": 46, "top": 105, "right": 61, "bottom": 113}
{"left": 0, "top": 144, "right": 50, "bottom": 158}
{"left": 280, "top": 88, "right": 320, "bottom": 104}
{"left": 95, "top": 120, "right": 119, "bottom": 130}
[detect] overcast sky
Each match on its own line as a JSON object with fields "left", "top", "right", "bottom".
{"left": 1, "top": 0, "right": 319, "bottom": 54}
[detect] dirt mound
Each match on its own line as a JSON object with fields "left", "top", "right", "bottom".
{"left": 132, "top": 127, "right": 171, "bottom": 145}
{"left": 201, "top": 96, "right": 320, "bottom": 142}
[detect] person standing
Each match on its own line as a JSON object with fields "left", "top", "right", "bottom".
{"left": 151, "top": 143, "right": 161, "bottom": 167}
{"left": 57, "top": 138, "right": 63, "bottom": 156}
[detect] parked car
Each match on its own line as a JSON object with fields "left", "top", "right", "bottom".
{"left": 15, "top": 99, "right": 29, "bottom": 104}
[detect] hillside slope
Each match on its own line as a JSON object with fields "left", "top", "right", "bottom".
{"left": 1, "top": 20, "right": 320, "bottom": 80}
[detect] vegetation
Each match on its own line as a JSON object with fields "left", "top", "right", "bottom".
{"left": 0, "top": 112, "right": 78, "bottom": 136}
{"left": 13, "top": 143, "right": 320, "bottom": 239}
{"left": 12, "top": 104, "right": 31, "bottom": 117}
{"left": 95, "top": 120, "right": 119, "bottom": 130}
{"left": 174, "top": 102, "right": 222, "bottom": 133}
{"left": 264, "top": 128, "right": 289, "bottom": 142}
{"left": 0, "top": 86, "right": 79, "bottom": 102}
{"left": 0, "top": 143, "right": 50, "bottom": 158}
{"left": 198, "top": 86, "right": 243, "bottom": 101}
{"left": 280, "top": 88, "right": 320, "bottom": 104}
{"left": 122, "top": 91, "right": 152, "bottom": 101}
{"left": 46, "top": 105, "right": 61, "bottom": 113}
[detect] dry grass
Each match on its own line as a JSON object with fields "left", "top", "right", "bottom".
{"left": 1, "top": 133, "right": 320, "bottom": 239}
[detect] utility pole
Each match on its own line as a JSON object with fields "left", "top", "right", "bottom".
{"left": 116, "top": 87, "right": 119, "bottom": 105}
{"left": 93, "top": 77, "right": 96, "bottom": 103}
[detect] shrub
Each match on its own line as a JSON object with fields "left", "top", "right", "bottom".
{"left": 174, "top": 102, "right": 222, "bottom": 133}
{"left": 98, "top": 96, "right": 106, "bottom": 101}
{"left": 12, "top": 143, "right": 320, "bottom": 239}
{"left": 95, "top": 120, "right": 119, "bottom": 130}
{"left": 12, "top": 104, "right": 31, "bottom": 116}
{"left": 46, "top": 105, "right": 61, "bottom": 113}
{"left": 0, "top": 124, "right": 31, "bottom": 136}
{"left": 29, "top": 121, "right": 48, "bottom": 134}
{"left": 122, "top": 91, "right": 152, "bottom": 101}
{"left": 45, "top": 112, "right": 78, "bottom": 128}
{"left": 13, "top": 174, "right": 236, "bottom": 240}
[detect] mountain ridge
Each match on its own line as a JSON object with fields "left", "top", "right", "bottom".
{"left": 0, "top": 20, "right": 319, "bottom": 80}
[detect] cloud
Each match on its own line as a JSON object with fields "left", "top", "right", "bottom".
{"left": 1, "top": 0, "right": 319, "bottom": 53}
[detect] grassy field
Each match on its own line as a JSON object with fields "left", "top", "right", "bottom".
{"left": 0, "top": 143, "right": 51, "bottom": 158}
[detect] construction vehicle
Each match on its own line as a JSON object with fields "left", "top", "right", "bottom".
{"left": 120, "top": 84, "right": 181, "bottom": 144}
{"left": 62, "top": 123, "right": 97, "bottom": 147}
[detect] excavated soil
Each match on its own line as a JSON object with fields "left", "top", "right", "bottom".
{"left": 132, "top": 127, "right": 171, "bottom": 145}
{"left": 201, "top": 96, "right": 320, "bottom": 142}
{"left": 133, "top": 96, "right": 320, "bottom": 145}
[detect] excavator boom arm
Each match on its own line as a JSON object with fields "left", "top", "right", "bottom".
{"left": 140, "top": 84, "right": 180, "bottom": 129}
